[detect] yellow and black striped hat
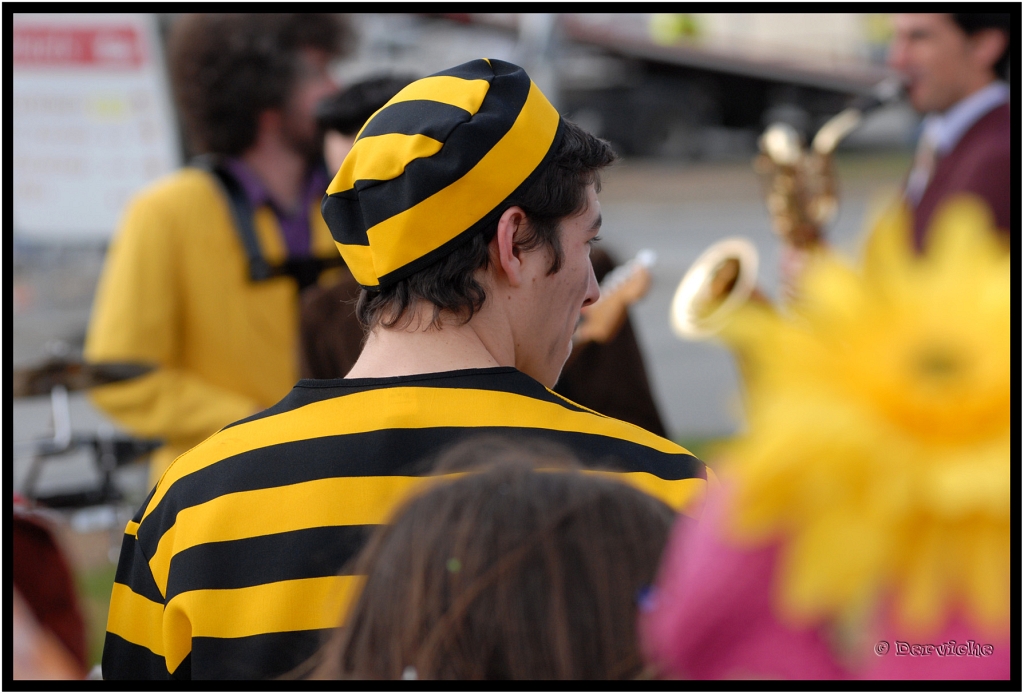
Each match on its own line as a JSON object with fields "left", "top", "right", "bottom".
{"left": 321, "top": 59, "right": 564, "bottom": 289}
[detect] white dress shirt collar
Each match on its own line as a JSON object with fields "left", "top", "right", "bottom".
{"left": 921, "top": 81, "right": 1010, "bottom": 156}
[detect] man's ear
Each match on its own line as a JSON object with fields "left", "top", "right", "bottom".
{"left": 970, "top": 28, "right": 1008, "bottom": 76}
{"left": 493, "top": 206, "right": 528, "bottom": 287}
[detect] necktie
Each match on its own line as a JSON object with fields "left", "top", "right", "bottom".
{"left": 905, "top": 129, "right": 938, "bottom": 206}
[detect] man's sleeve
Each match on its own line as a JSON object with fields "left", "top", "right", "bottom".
{"left": 84, "top": 189, "right": 259, "bottom": 445}
{"left": 102, "top": 500, "right": 176, "bottom": 679}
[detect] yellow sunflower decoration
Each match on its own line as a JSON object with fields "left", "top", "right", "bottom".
{"left": 719, "top": 195, "right": 1010, "bottom": 640}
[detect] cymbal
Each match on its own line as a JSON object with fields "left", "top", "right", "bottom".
{"left": 12, "top": 358, "right": 155, "bottom": 397}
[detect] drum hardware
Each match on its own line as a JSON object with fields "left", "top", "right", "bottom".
{"left": 13, "top": 357, "right": 155, "bottom": 398}
{"left": 24, "top": 433, "right": 163, "bottom": 508}
{"left": 14, "top": 356, "right": 160, "bottom": 509}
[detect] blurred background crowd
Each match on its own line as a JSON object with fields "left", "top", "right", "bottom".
{"left": 11, "top": 12, "right": 1011, "bottom": 681}
{"left": 12, "top": 11, "right": 920, "bottom": 487}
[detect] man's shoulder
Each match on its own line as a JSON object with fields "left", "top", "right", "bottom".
{"left": 976, "top": 101, "right": 1011, "bottom": 132}
{"left": 544, "top": 388, "right": 694, "bottom": 455}
{"left": 953, "top": 102, "right": 1010, "bottom": 156}
{"left": 283, "top": 370, "right": 690, "bottom": 450}
{"left": 174, "top": 368, "right": 697, "bottom": 468}
{"left": 127, "top": 167, "right": 223, "bottom": 212}
{"left": 141, "top": 370, "right": 706, "bottom": 530}
{"left": 934, "top": 102, "right": 1009, "bottom": 186}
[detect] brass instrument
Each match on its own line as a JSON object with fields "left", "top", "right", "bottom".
{"left": 756, "top": 76, "right": 903, "bottom": 249}
{"left": 670, "top": 238, "right": 761, "bottom": 340}
{"left": 671, "top": 78, "right": 903, "bottom": 341}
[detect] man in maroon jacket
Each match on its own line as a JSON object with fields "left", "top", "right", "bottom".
{"left": 888, "top": 13, "right": 1010, "bottom": 251}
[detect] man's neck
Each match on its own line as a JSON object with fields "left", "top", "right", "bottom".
{"left": 240, "top": 142, "right": 307, "bottom": 212}
{"left": 346, "top": 301, "right": 513, "bottom": 379}
{"left": 347, "top": 320, "right": 504, "bottom": 379}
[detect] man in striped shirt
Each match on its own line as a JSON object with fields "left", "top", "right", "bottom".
{"left": 103, "top": 58, "right": 708, "bottom": 680}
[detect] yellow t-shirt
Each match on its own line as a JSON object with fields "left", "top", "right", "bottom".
{"left": 84, "top": 168, "right": 337, "bottom": 482}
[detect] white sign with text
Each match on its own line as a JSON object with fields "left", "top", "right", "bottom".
{"left": 13, "top": 13, "right": 181, "bottom": 241}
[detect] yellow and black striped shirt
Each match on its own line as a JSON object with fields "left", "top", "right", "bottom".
{"left": 103, "top": 368, "right": 706, "bottom": 679}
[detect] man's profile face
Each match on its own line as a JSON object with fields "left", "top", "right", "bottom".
{"left": 284, "top": 48, "right": 339, "bottom": 165}
{"left": 888, "top": 14, "right": 995, "bottom": 113}
{"left": 515, "top": 184, "right": 602, "bottom": 388}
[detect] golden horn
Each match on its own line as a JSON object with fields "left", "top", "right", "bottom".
{"left": 670, "top": 237, "right": 762, "bottom": 340}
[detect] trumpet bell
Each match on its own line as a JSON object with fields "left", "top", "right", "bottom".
{"left": 670, "top": 237, "right": 759, "bottom": 340}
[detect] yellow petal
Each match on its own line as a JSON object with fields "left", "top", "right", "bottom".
{"left": 775, "top": 508, "right": 886, "bottom": 626}
{"left": 964, "top": 522, "right": 1010, "bottom": 636}
{"left": 862, "top": 201, "right": 914, "bottom": 287}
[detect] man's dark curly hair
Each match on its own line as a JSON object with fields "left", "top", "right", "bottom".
{"left": 168, "top": 13, "right": 354, "bottom": 156}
